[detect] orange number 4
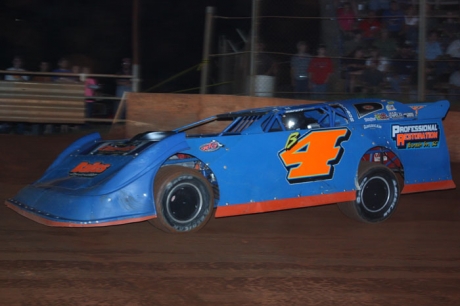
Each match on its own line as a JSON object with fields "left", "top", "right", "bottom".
{"left": 279, "top": 128, "right": 350, "bottom": 183}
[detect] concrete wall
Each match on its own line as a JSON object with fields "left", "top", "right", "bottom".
{"left": 124, "top": 93, "right": 460, "bottom": 163}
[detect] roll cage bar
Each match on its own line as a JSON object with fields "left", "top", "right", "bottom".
{"left": 173, "top": 103, "right": 351, "bottom": 136}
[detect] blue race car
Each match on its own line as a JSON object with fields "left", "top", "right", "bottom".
{"left": 5, "top": 98, "right": 456, "bottom": 233}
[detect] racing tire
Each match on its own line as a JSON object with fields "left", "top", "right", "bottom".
{"left": 150, "top": 165, "right": 214, "bottom": 233}
{"left": 338, "top": 162, "right": 400, "bottom": 223}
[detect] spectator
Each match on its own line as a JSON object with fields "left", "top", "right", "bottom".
{"left": 52, "top": 58, "right": 72, "bottom": 82}
{"left": 425, "top": 31, "right": 444, "bottom": 61}
{"left": 29, "top": 61, "right": 52, "bottom": 134}
{"left": 115, "top": 58, "right": 133, "bottom": 119}
{"left": 366, "top": 46, "right": 389, "bottom": 73}
{"left": 382, "top": 1, "right": 405, "bottom": 43}
{"left": 32, "top": 61, "right": 52, "bottom": 82}
{"left": 3, "top": 56, "right": 30, "bottom": 134}
{"left": 446, "top": 38, "right": 460, "bottom": 59}
{"left": 425, "top": 62, "right": 439, "bottom": 93}
{"left": 69, "top": 65, "right": 81, "bottom": 83}
{"left": 373, "top": 29, "right": 398, "bottom": 59}
{"left": 388, "top": 42, "right": 417, "bottom": 94}
{"left": 361, "top": 59, "right": 385, "bottom": 95}
{"left": 425, "top": 4, "right": 439, "bottom": 34}
{"left": 336, "top": 2, "right": 357, "bottom": 41}
{"left": 358, "top": 10, "right": 382, "bottom": 47}
{"left": 445, "top": 38, "right": 460, "bottom": 75}
{"left": 255, "top": 42, "right": 277, "bottom": 76}
{"left": 307, "top": 44, "right": 334, "bottom": 100}
{"left": 368, "top": 0, "right": 390, "bottom": 15}
{"left": 403, "top": 5, "right": 418, "bottom": 47}
{"left": 424, "top": 30, "right": 450, "bottom": 77}
{"left": 116, "top": 57, "right": 133, "bottom": 97}
{"left": 82, "top": 66, "right": 99, "bottom": 119}
{"left": 343, "top": 30, "right": 367, "bottom": 57}
{"left": 439, "top": 12, "right": 460, "bottom": 50}
{"left": 290, "top": 41, "right": 311, "bottom": 99}
{"left": 448, "top": 66, "right": 460, "bottom": 99}
{"left": 48, "top": 60, "right": 79, "bottom": 133}
{"left": 343, "top": 47, "right": 367, "bottom": 93}
{"left": 4, "top": 56, "right": 29, "bottom": 81}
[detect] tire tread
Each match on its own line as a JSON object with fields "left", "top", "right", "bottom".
{"left": 338, "top": 162, "right": 399, "bottom": 223}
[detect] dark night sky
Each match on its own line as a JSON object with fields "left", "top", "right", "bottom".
{"left": 0, "top": 0, "right": 319, "bottom": 93}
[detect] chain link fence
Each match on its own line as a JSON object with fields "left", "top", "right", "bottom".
{"left": 207, "top": 0, "right": 460, "bottom": 103}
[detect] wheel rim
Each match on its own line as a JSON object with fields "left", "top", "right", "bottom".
{"left": 361, "top": 176, "right": 390, "bottom": 213}
{"left": 165, "top": 182, "right": 203, "bottom": 223}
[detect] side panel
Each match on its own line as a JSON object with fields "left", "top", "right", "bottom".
{"left": 185, "top": 127, "right": 364, "bottom": 215}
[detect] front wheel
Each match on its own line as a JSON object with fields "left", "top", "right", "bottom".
{"left": 338, "top": 162, "right": 400, "bottom": 223}
{"left": 150, "top": 166, "right": 214, "bottom": 233}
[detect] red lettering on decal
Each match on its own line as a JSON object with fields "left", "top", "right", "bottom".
{"left": 70, "top": 162, "right": 111, "bottom": 176}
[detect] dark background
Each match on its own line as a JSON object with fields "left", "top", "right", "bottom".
{"left": 0, "top": 0, "right": 319, "bottom": 94}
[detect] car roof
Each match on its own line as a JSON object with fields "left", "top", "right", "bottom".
{"left": 216, "top": 103, "right": 329, "bottom": 119}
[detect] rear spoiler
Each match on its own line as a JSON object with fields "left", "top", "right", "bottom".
{"left": 408, "top": 100, "right": 450, "bottom": 120}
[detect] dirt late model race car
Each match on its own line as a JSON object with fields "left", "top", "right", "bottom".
{"left": 5, "top": 98, "right": 456, "bottom": 233}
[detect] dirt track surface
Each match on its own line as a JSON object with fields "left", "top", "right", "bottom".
{"left": 1, "top": 133, "right": 459, "bottom": 306}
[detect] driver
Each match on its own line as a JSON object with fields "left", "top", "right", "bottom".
{"left": 281, "top": 112, "right": 317, "bottom": 130}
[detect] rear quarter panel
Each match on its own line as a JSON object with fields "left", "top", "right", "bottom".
{"left": 346, "top": 99, "right": 453, "bottom": 190}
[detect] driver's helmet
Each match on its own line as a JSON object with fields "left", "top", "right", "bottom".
{"left": 281, "top": 112, "right": 312, "bottom": 130}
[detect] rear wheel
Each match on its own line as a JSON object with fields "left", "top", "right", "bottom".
{"left": 338, "top": 162, "right": 400, "bottom": 223}
{"left": 150, "top": 166, "right": 214, "bottom": 233}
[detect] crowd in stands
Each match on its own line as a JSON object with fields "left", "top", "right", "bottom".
{"left": 1, "top": 56, "right": 133, "bottom": 134}
{"left": 4, "top": 56, "right": 133, "bottom": 86}
{"left": 290, "top": 0, "right": 460, "bottom": 101}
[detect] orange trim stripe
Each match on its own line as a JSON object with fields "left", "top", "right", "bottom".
{"left": 215, "top": 191, "right": 356, "bottom": 218}
{"left": 5, "top": 200, "right": 156, "bottom": 227}
{"left": 402, "top": 180, "right": 456, "bottom": 194}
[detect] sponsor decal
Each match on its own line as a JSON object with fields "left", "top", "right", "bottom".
{"left": 386, "top": 104, "right": 396, "bottom": 111}
{"left": 375, "top": 113, "right": 389, "bottom": 120}
{"left": 200, "top": 140, "right": 223, "bottom": 152}
{"left": 409, "top": 105, "right": 425, "bottom": 116}
{"left": 70, "top": 161, "right": 111, "bottom": 177}
{"left": 404, "top": 112, "right": 414, "bottom": 118}
{"left": 364, "top": 117, "right": 376, "bottom": 122}
{"left": 391, "top": 124, "right": 439, "bottom": 149}
{"left": 389, "top": 112, "right": 403, "bottom": 119}
{"left": 279, "top": 128, "right": 350, "bottom": 183}
{"left": 363, "top": 124, "right": 382, "bottom": 129}
{"left": 354, "top": 102, "right": 383, "bottom": 118}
